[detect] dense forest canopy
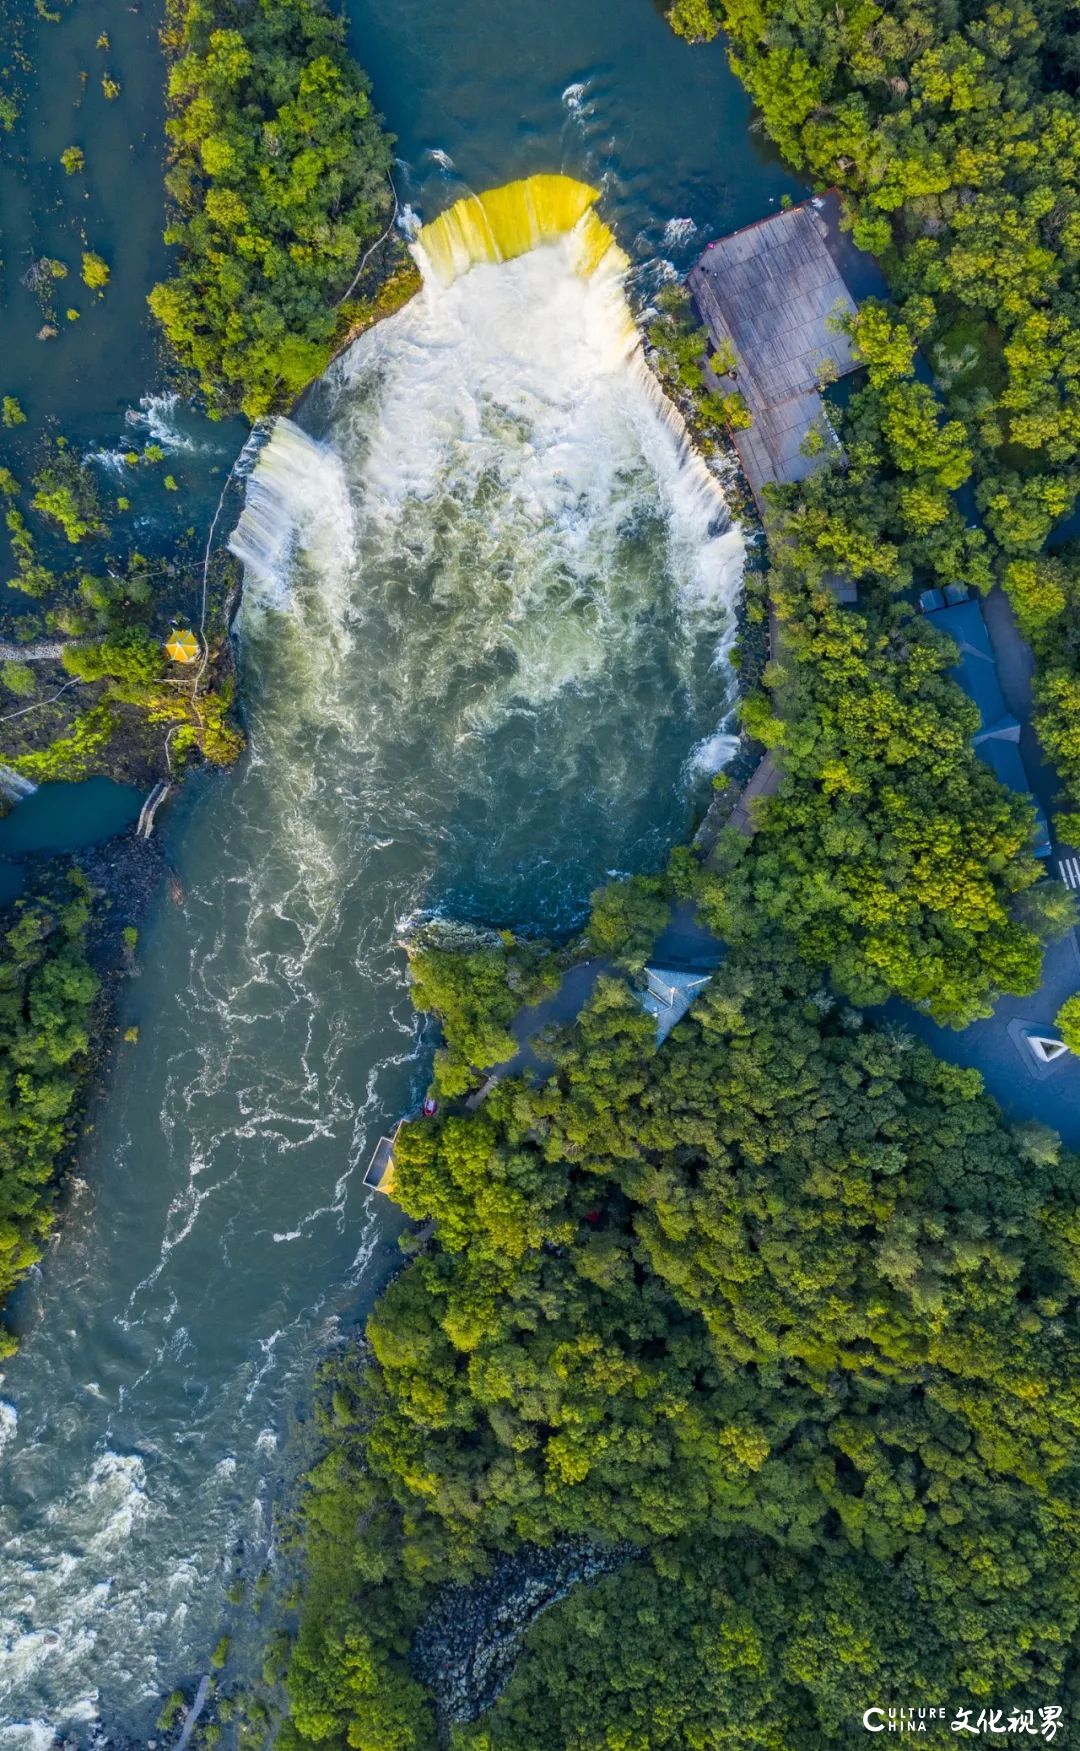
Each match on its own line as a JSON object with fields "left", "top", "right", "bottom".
{"left": 0, "top": 874, "right": 98, "bottom": 1353}
{"left": 149, "top": 0, "right": 395, "bottom": 418}
{"left": 267, "top": 929, "right": 1080, "bottom": 1749}
{"left": 675, "top": 0, "right": 1080, "bottom": 843}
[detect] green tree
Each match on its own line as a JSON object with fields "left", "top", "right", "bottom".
{"left": 1055, "top": 993, "right": 1080, "bottom": 1053}
{"left": 80, "top": 251, "right": 110, "bottom": 290}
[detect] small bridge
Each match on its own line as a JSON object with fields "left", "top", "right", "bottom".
{"left": 136, "top": 780, "right": 172, "bottom": 839}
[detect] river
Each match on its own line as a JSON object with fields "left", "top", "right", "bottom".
{"left": 0, "top": 1, "right": 798, "bottom": 1740}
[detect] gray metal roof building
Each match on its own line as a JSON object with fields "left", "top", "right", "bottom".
{"left": 923, "top": 596, "right": 1051, "bottom": 858}
{"left": 687, "top": 195, "right": 862, "bottom": 509}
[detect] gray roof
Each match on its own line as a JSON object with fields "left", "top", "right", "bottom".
{"left": 688, "top": 199, "right": 860, "bottom": 507}
{"left": 927, "top": 599, "right": 1014, "bottom": 735}
{"left": 639, "top": 964, "right": 712, "bottom": 1043}
{"left": 689, "top": 204, "right": 858, "bottom": 408}
{"left": 926, "top": 598, "right": 1051, "bottom": 856}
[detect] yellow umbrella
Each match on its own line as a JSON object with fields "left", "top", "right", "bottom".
{"left": 165, "top": 628, "right": 199, "bottom": 664}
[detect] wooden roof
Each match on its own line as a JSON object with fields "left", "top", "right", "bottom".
{"left": 688, "top": 200, "right": 861, "bottom": 507}
{"left": 689, "top": 203, "right": 858, "bottom": 409}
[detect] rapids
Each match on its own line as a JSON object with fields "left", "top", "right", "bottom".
{"left": 0, "top": 55, "right": 770, "bottom": 1741}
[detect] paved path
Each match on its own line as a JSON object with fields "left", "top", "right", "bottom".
{"left": 0, "top": 639, "right": 65, "bottom": 661}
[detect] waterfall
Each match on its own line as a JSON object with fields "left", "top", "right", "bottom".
{"left": 228, "top": 419, "right": 356, "bottom": 618}
{"left": 223, "top": 172, "right": 746, "bottom": 894}
{"left": 0, "top": 765, "right": 37, "bottom": 803}
{"left": 413, "top": 174, "right": 624, "bottom": 287}
{"left": 0, "top": 177, "right": 748, "bottom": 1744}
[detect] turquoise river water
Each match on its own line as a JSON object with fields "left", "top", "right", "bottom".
{"left": 0, "top": 0, "right": 799, "bottom": 1740}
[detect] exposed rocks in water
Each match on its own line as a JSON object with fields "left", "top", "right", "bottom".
{"left": 77, "top": 829, "right": 166, "bottom": 968}
{"left": 410, "top": 1540, "right": 633, "bottom": 1728}
{"left": 396, "top": 912, "right": 508, "bottom": 958}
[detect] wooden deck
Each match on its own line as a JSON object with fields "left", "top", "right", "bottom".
{"left": 687, "top": 199, "right": 860, "bottom": 511}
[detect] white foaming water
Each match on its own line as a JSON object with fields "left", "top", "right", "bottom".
{"left": 124, "top": 391, "right": 195, "bottom": 451}
{"left": 686, "top": 728, "right": 741, "bottom": 779}
{"left": 0, "top": 1453, "right": 149, "bottom": 1735}
{"left": 662, "top": 216, "right": 697, "bottom": 249}
{"left": 398, "top": 202, "right": 422, "bottom": 239}
{"left": 0, "top": 766, "right": 36, "bottom": 803}
{"left": 235, "top": 231, "right": 742, "bottom": 745}
{"left": 229, "top": 419, "right": 356, "bottom": 622}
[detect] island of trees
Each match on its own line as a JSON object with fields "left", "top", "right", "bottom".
{"left": 149, "top": 0, "right": 419, "bottom": 419}
{"left": 257, "top": 909, "right": 1080, "bottom": 1750}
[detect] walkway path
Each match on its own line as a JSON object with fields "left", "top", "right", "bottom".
{"left": 0, "top": 638, "right": 65, "bottom": 661}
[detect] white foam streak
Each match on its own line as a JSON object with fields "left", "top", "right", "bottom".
{"left": 124, "top": 391, "right": 194, "bottom": 452}
{"left": 0, "top": 1401, "right": 17, "bottom": 1452}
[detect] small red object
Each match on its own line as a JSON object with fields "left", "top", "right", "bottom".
{"left": 584, "top": 1208, "right": 602, "bottom": 1226}
{"left": 423, "top": 1096, "right": 438, "bottom": 1118}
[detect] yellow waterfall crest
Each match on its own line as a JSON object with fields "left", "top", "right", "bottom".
{"left": 416, "top": 174, "right": 626, "bottom": 287}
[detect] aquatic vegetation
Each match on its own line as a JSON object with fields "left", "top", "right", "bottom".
{"left": 81, "top": 250, "right": 110, "bottom": 290}
{"left": 59, "top": 145, "right": 84, "bottom": 175}
{"left": 30, "top": 446, "right": 105, "bottom": 544}
{"left": 149, "top": 0, "right": 395, "bottom": 418}
{"left": 0, "top": 419, "right": 244, "bottom": 783}
{"left": 2, "top": 396, "right": 26, "bottom": 427}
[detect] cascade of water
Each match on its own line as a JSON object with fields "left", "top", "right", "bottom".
{"left": 414, "top": 173, "right": 614, "bottom": 286}
{"left": 228, "top": 420, "right": 357, "bottom": 618}
{"left": 0, "top": 765, "right": 37, "bottom": 803}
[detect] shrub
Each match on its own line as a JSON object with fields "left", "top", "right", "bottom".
{"left": 61, "top": 629, "right": 163, "bottom": 683}
{"left": 80, "top": 251, "right": 110, "bottom": 290}
{"left": 1056, "top": 994, "right": 1080, "bottom": 1054}
{"left": 668, "top": 0, "right": 720, "bottom": 41}
{"left": 2, "top": 662, "right": 35, "bottom": 697}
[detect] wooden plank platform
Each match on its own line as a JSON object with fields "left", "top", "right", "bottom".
{"left": 689, "top": 203, "right": 858, "bottom": 409}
